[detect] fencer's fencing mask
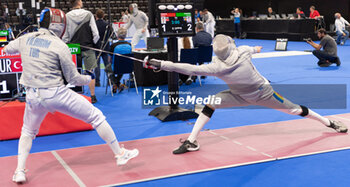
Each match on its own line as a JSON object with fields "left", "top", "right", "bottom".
{"left": 129, "top": 3, "right": 139, "bottom": 15}
{"left": 213, "top": 34, "right": 237, "bottom": 61}
{"left": 39, "top": 8, "right": 66, "bottom": 38}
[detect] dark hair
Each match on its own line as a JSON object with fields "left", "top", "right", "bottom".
{"left": 40, "top": 10, "right": 50, "bottom": 29}
{"left": 310, "top": 6, "right": 315, "bottom": 10}
{"left": 318, "top": 28, "right": 326, "bottom": 34}
{"left": 96, "top": 9, "right": 104, "bottom": 19}
{"left": 297, "top": 7, "right": 302, "bottom": 11}
{"left": 203, "top": 9, "right": 208, "bottom": 12}
{"left": 70, "top": 0, "right": 80, "bottom": 7}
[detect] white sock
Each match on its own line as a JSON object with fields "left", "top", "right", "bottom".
{"left": 17, "top": 134, "right": 33, "bottom": 170}
{"left": 187, "top": 113, "right": 211, "bottom": 143}
{"left": 306, "top": 109, "right": 331, "bottom": 126}
{"left": 95, "top": 121, "right": 122, "bottom": 155}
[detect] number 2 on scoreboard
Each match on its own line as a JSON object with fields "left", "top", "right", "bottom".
{"left": 0, "top": 80, "right": 10, "bottom": 94}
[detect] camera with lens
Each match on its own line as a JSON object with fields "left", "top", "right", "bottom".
{"left": 303, "top": 38, "right": 312, "bottom": 42}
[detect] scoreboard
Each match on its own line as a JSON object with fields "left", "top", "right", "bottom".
{"left": 0, "top": 44, "right": 83, "bottom": 101}
{"left": 157, "top": 4, "right": 195, "bottom": 37}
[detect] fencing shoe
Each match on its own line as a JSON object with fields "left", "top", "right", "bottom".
{"left": 328, "top": 120, "right": 348, "bottom": 133}
{"left": 12, "top": 169, "right": 26, "bottom": 183}
{"left": 91, "top": 95, "right": 97, "bottom": 103}
{"left": 173, "top": 140, "right": 200, "bottom": 154}
{"left": 116, "top": 147, "right": 139, "bottom": 166}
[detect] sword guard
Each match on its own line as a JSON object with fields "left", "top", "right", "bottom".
{"left": 143, "top": 55, "right": 158, "bottom": 70}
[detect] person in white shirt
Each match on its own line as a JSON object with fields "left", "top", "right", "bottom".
{"left": 123, "top": 3, "right": 149, "bottom": 48}
{"left": 9, "top": 8, "right": 139, "bottom": 184}
{"left": 120, "top": 11, "right": 129, "bottom": 23}
{"left": 202, "top": 9, "right": 216, "bottom": 38}
{"left": 334, "top": 13, "right": 349, "bottom": 45}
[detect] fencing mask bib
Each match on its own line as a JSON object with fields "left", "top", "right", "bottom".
{"left": 39, "top": 8, "right": 66, "bottom": 38}
{"left": 129, "top": 3, "right": 139, "bottom": 16}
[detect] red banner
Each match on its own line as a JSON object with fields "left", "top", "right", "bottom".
{"left": 0, "top": 48, "right": 22, "bottom": 73}
{"left": 9, "top": 58, "right": 22, "bottom": 72}
{"left": 0, "top": 48, "right": 77, "bottom": 73}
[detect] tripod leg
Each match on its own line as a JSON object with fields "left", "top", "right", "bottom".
{"left": 133, "top": 72, "right": 139, "bottom": 95}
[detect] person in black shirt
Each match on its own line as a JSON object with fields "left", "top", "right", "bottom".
{"left": 306, "top": 29, "right": 340, "bottom": 67}
{"left": 94, "top": 9, "right": 112, "bottom": 87}
{"left": 191, "top": 22, "right": 212, "bottom": 80}
{"left": 295, "top": 7, "right": 306, "bottom": 19}
{"left": 267, "top": 7, "right": 276, "bottom": 18}
{"left": 192, "top": 22, "right": 212, "bottom": 47}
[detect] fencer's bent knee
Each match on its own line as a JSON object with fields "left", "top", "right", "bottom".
{"left": 286, "top": 108, "right": 302, "bottom": 115}
{"left": 202, "top": 105, "right": 215, "bottom": 118}
{"left": 88, "top": 107, "right": 106, "bottom": 129}
{"left": 21, "top": 126, "right": 38, "bottom": 139}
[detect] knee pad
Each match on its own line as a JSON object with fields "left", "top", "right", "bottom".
{"left": 202, "top": 105, "right": 215, "bottom": 118}
{"left": 299, "top": 105, "right": 309, "bottom": 117}
{"left": 287, "top": 108, "right": 301, "bottom": 115}
{"left": 21, "top": 126, "right": 38, "bottom": 139}
{"left": 89, "top": 107, "right": 106, "bottom": 129}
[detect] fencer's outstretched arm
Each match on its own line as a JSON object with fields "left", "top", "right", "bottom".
{"left": 241, "top": 46, "right": 262, "bottom": 54}
{"left": 59, "top": 44, "right": 91, "bottom": 86}
{"left": 124, "top": 19, "right": 133, "bottom": 30}
{"left": 150, "top": 59, "right": 219, "bottom": 76}
{"left": 148, "top": 46, "right": 262, "bottom": 76}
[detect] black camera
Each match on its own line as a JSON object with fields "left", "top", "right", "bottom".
{"left": 303, "top": 38, "right": 312, "bottom": 42}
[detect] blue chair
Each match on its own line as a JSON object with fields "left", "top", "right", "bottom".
{"left": 197, "top": 45, "right": 213, "bottom": 82}
{"left": 180, "top": 48, "right": 203, "bottom": 86}
{"left": 106, "top": 54, "right": 138, "bottom": 95}
{"left": 180, "top": 48, "right": 198, "bottom": 65}
{"left": 198, "top": 45, "right": 213, "bottom": 64}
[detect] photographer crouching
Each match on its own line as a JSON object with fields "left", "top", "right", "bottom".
{"left": 305, "top": 28, "right": 341, "bottom": 67}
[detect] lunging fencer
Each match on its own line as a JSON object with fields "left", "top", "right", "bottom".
{"left": 7, "top": 8, "right": 138, "bottom": 184}
{"left": 123, "top": 3, "right": 150, "bottom": 49}
{"left": 148, "top": 34, "right": 348, "bottom": 154}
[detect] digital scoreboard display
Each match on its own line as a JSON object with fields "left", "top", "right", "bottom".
{"left": 157, "top": 4, "right": 195, "bottom": 37}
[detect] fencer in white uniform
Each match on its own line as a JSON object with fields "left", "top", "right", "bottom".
{"left": 124, "top": 3, "right": 150, "bottom": 48}
{"left": 203, "top": 9, "right": 216, "bottom": 38}
{"left": 149, "top": 34, "right": 348, "bottom": 154}
{"left": 7, "top": 8, "right": 139, "bottom": 184}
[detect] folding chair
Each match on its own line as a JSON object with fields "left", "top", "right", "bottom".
{"left": 180, "top": 48, "right": 203, "bottom": 86}
{"left": 198, "top": 45, "right": 213, "bottom": 64}
{"left": 197, "top": 45, "right": 213, "bottom": 82}
{"left": 106, "top": 54, "right": 139, "bottom": 95}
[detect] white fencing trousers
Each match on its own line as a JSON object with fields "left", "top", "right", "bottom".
{"left": 205, "top": 22, "right": 216, "bottom": 38}
{"left": 131, "top": 29, "right": 150, "bottom": 48}
{"left": 212, "top": 84, "right": 302, "bottom": 116}
{"left": 22, "top": 85, "right": 106, "bottom": 138}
